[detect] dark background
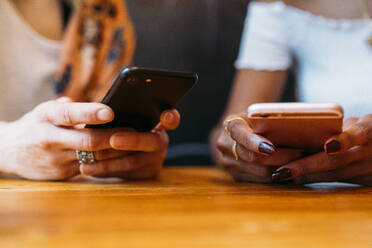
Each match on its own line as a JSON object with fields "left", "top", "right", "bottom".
{"left": 126, "top": 0, "right": 251, "bottom": 165}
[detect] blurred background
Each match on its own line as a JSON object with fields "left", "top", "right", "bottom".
{"left": 126, "top": 0, "right": 250, "bottom": 165}
{"left": 124, "top": 0, "right": 296, "bottom": 165}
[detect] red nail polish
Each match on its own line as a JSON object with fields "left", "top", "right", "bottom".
{"left": 325, "top": 140, "right": 341, "bottom": 153}
{"left": 258, "top": 142, "right": 274, "bottom": 155}
{"left": 272, "top": 168, "right": 292, "bottom": 182}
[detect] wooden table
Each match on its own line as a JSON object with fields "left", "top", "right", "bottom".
{"left": 0, "top": 167, "right": 372, "bottom": 248}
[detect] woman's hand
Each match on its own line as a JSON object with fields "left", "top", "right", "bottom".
{"left": 214, "top": 113, "right": 304, "bottom": 183}
{"left": 80, "top": 109, "right": 180, "bottom": 180}
{"left": 0, "top": 98, "right": 180, "bottom": 181}
{"left": 271, "top": 115, "right": 372, "bottom": 186}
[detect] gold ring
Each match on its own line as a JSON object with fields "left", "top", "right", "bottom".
{"left": 224, "top": 116, "right": 246, "bottom": 136}
{"left": 232, "top": 141, "right": 239, "bottom": 160}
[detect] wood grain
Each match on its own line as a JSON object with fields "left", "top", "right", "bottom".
{"left": 0, "top": 167, "right": 372, "bottom": 248}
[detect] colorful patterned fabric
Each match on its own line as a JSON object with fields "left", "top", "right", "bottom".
{"left": 55, "top": 0, "right": 136, "bottom": 102}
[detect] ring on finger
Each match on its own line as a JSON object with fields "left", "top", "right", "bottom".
{"left": 76, "top": 150, "right": 96, "bottom": 164}
{"left": 224, "top": 117, "right": 247, "bottom": 136}
{"left": 232, "top": 141, "right": 239, "bottom": 161}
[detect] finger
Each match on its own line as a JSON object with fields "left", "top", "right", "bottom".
{"left": 58, "top": 149, "right": 130, "bottom": 164}
{"left": 217, "top": 130, "right": 299, "bottom": 166}
{"left": 93, "top": 149, "right": 130, "bottom": 161}
{"left": 110, "top": 130, "right": 168, "bottom": 152}
{"left": 343, "top": 117, "right": 358, "bottom": 129}
{"left": 224, "top": 114, "right": 275, "bottom": 155}
{"left": 272, "top": 141, "right": 372, "bottom": 182}
{"left": 294, "top": 159, "right": 372, "bottom": 185}
{"left": 219, "top": 154, "right": 277, "bottom": 178}
{"left": 157, "top": 109, "right": 180, "bottom": 131}
{"left": 63, "top": 161, "right": 81, "bottom": 179}
{"left": 325, "top": 114, "right": 372, "bottom": 154}
{"left": 235, "top": 145, "right": 303, "bottom": 166}
{"left": 43, "top": 161, "right": 80, "bottom": 181}
{"left": 51, "top": 128, "right": 116, "bottom": 151}
{"left": 36, "top": 101, "right": 114, "bottom": 126}
{"left": 80, "top": 151, "right": 162, "bottom": 176}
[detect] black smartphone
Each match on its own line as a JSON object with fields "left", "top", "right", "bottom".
{"left": 86, "top": 67, "right": 198, "bottom": 132}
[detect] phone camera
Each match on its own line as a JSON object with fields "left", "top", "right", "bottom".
{"left": 126, "top": 76, "right": 139, "bottom": 85}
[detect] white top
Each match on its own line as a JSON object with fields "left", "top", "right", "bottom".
{"left": 0, "top": 0, "right": 61, "bottom": 121}
{"left": 235, "top": 1, "right": 372, "bottom": 119}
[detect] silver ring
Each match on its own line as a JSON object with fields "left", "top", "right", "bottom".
{"left": 76, "top": 150, "right": 95, "bottom": 164}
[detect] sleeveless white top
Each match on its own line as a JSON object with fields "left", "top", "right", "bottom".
{"left": 0, "top": 0, "right": 61, "bottom": 121}
{"left": 235, "top": 1, "right": 372, "bottom": 119}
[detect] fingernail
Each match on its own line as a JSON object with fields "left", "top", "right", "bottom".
{"left": 325, "top": 140, "right": 341, "bottom": 153}
{"left": 272, "top": 168, "right": 292, "bottom": 182}
{"left": 258, "top": 142, "right": 275, "bottom": 155}
{"left": 80, "top": 164, "right": 96, "bottom": 175}
{"left": 97, "top": 108, "right": 113, "bottom": 121}
{"left": 164, "top": 111, "right": 174, "bottom": 123}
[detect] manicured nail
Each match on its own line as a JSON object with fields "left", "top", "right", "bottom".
{"left": 272, "top": 168, "right": 292, "bottom": 182}
{"left": 97, "top": 108, "right": 113, "bottom": 121}
{"left": 258, "top": 142, "right": 275, "bottom": 155}
{"left": 325, "top": 140, "right": 341, "bottom": 153}
{"left": 80, "top": 164, "right": 96, "bottom": 175}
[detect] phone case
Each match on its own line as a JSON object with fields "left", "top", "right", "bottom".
{"left": 247, "top": 103, "right": 344, "bottom": 150}
{"left": 87, "top": 67, "right": 198, "bottom": 131}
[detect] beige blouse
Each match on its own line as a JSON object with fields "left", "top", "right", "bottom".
{"left": 0, "top": 0, "right": 61, "bottom": 121}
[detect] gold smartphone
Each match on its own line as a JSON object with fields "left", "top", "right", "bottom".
{"left": 247, "top": 103, "right": 344, "bottom": 150}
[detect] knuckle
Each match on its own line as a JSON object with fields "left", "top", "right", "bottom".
{"left": 228, "top": 121, "right": 239, "bottom": 136}
{"left": 216, "top": 136, "right": 226, "bottom": 151}
{"left": 238, "top": 134, "right": 251, "bottom": 149}
{"left": 33, "top": 101, "right": 52, "bottom": 120}
{"left": 80, "top": 133, "right": 100, "bottom": 151}
{"left": 38, "top": 126, "right": 55, "bottom": 149}
{"left": 242, "top": 150, "right": 258, "bottom": 163}
{"left": 295, "top": 162, "right": 307, "bottom": 177}
{"left": 53, "top": 166, "right": 73, "bottom": 180}
{"left": 62, "top": 107, "right": 73, "bottom": 125}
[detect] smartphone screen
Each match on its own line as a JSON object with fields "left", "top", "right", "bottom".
{"left": 87, "top": 67, "right": 198, "bottom": 131}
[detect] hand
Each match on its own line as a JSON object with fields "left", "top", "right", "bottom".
{"left": 80, "top": 109, "right": 180, "bottom": 180}
{"left": 215, "top": 113, "right": 304, "bottom": 183}
{"left": 0, "top": 97, "right": 180, "bottom": 181}
{"left": 271, "top": 115, "right": 372, "bottom": 186}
